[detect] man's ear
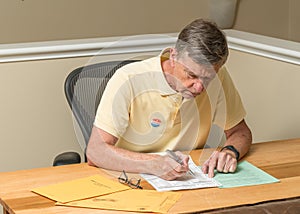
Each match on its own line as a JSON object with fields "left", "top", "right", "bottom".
{"left": 169, "top": 48, "right": 178, "bottom": 67}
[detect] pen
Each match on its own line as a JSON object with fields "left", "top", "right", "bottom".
{"left": 166, "top": 149, "right": 195, "bottom": 176}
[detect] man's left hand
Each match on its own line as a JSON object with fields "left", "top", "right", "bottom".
{"left": 201, "top": 150, "right": 237, "bottom": 178}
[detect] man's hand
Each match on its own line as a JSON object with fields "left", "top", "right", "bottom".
{"left": 152, "top": 152, "right": 190, "bottom": 180}
{"left": 201, "top": 150, "right": 237, "bottom": 178}
{"left": 202, "top": 120, "right": 252, "bottom": 178}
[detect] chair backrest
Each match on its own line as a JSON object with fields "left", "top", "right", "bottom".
{"left": 64, "top": 60, "right": 140, "bottom": 149}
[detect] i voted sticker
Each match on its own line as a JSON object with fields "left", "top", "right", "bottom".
{"left": 150, "top": 118, "right": 161, "bottom": 127}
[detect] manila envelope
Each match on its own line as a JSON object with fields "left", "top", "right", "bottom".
{"left": 32, "top": 174, "right": 130, "bottom": 203}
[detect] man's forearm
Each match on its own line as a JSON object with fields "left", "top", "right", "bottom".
{"left": 224, "top": 120, "right": 252, "bottom": 160}
{"left": 86, "top": 138, "right": 159, "bottom": 174}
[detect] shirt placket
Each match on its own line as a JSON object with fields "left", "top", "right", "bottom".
{"left": 169, "top": 94, "right": 182, "bottom": 122}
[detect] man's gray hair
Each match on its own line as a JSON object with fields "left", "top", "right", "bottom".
{"left": 175, "top": 19, "right": 228, "bottom": 67}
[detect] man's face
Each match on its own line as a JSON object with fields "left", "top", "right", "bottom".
{"left": 170, "top": 51, "right": 219, "bottom": 99}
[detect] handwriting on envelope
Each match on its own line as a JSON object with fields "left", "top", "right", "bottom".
{"left": 57, "top": 189, "right": 181, "bottom": 213}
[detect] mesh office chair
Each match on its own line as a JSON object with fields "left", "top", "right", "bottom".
{"left": 53, "top": 60, "right": 139, "bottom": 166}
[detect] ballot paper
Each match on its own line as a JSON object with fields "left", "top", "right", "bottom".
{"left": 57, "top": 189, "right": 181, "bottom": 213}
{"left": 214, "top": 161, "right": 280, "bottom": 188}
{"left": 141, "top": 157, "right": 221, "bottom": 191}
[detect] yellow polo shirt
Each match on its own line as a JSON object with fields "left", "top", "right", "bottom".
{"left": 94, "top": 54, "right": 246, "bottom": 152}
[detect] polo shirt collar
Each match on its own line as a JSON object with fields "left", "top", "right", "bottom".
{"left": 155, "top": 48, "right": 178, "bottom": 96}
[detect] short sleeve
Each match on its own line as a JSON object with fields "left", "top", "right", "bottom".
{"left": 93, "top": 68, "right": 132, "bottom": 137}
{"left": 213, "top": 66, "right": 246, "bottom": 130}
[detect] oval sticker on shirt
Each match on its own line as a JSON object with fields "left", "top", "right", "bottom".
{"left": 150, "top": 118, "right": 161, "bottom": 127}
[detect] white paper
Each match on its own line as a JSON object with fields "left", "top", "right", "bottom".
{"left": 141, "top": 157, "right": 221, "bottom": 191}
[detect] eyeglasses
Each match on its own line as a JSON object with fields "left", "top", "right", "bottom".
{"left": 118, "top": 170, "right": 143, "bottom": 189}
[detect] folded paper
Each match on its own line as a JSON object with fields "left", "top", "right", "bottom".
{"left": 214, "top": 161, "right": 280, "bottom": 188}
{"left": 32, "top": 175, "right": 130, "bottom": 203}
{"left": 57, "top": 189, "right": 181, "bottom": 213}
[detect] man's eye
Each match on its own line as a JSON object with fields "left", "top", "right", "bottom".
{"left": 188, "top": 73, "right": 197, "bottom": 79}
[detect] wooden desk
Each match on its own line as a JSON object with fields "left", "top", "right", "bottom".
{"left": 1, "top": 139, "right": 299, "bottom": 214}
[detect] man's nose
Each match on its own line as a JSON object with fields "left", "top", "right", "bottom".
{"left": 193, "top": 80, "right": 203, "bottom": 93}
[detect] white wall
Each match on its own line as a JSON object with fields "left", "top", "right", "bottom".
{"left": 0, "top": 57, "right": 88, "bottom": 172}
{"left": 0, "top": 0, "right": 208, "bottom": 44}
{"left": 227, "top": 50, "right": 300, "bottom": 142}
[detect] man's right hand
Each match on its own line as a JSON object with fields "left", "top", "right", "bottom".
{"left": 150, "top": 152, "right": 190, "bottom": 180}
